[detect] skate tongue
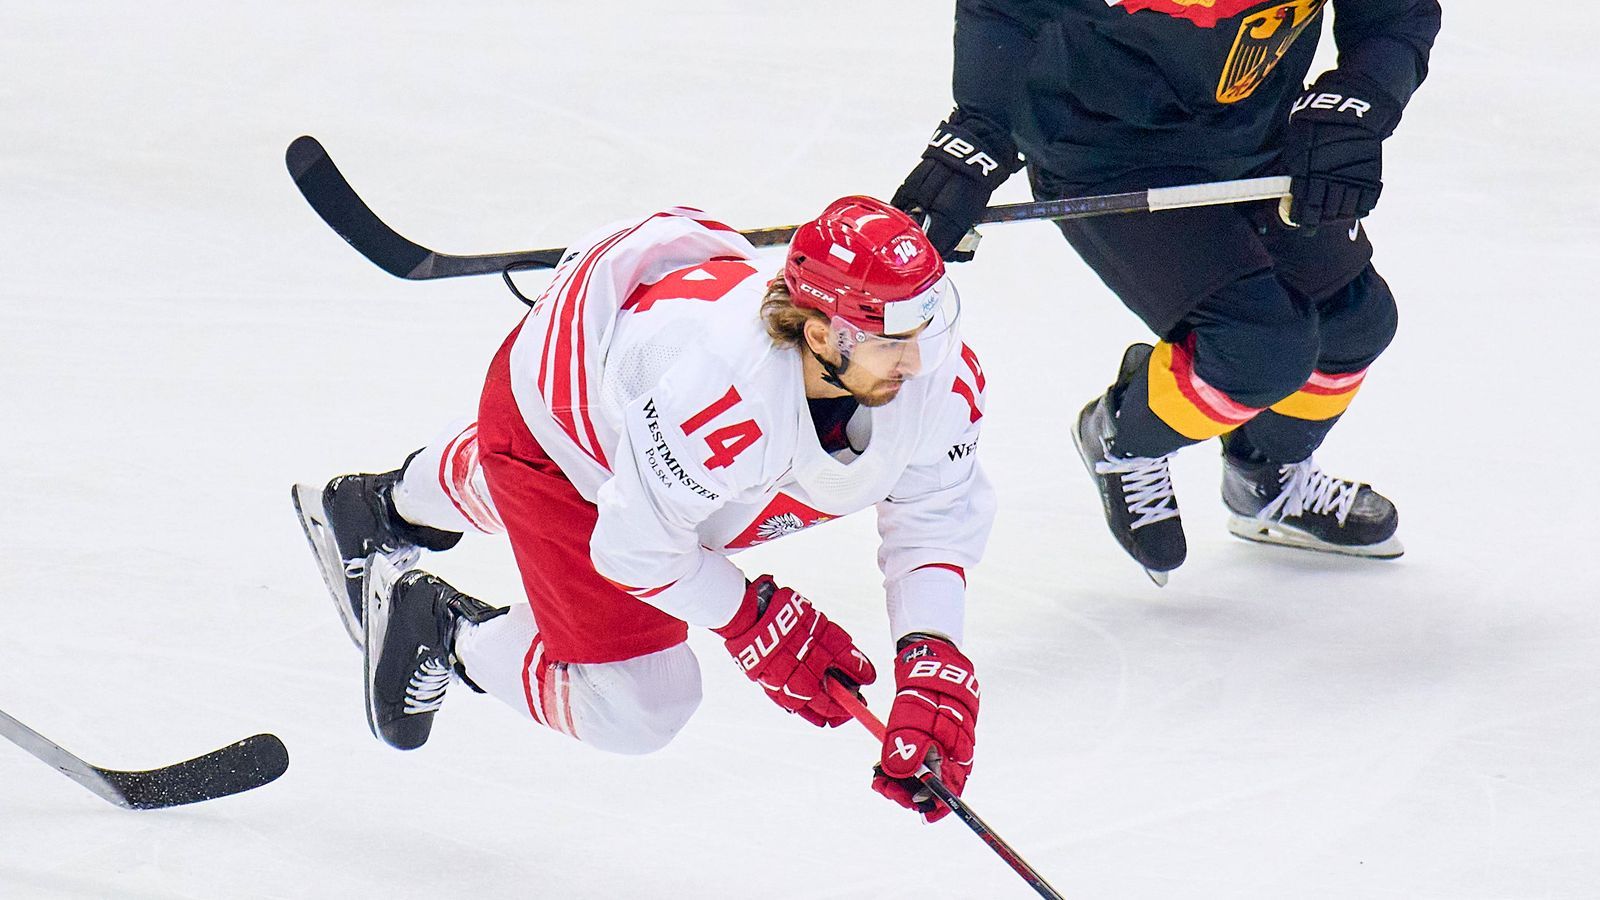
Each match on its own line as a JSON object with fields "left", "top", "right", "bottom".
{"left": 1263, "top": 461, "right": 1358, "bottom": 524}
{"left": 1096, "top": 454, "right": 1179, "bottom": 529}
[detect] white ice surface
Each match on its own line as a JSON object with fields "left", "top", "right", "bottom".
{"left": 2, "top": 3, "right": 1597, "bottom": 898}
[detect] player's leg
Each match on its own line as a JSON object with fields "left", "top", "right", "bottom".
{"left": 1034, "top": 165, "right": 1316, "bottom": 578}
{"left": 454, "top": 605, "right": 703, "bottom": 755}
{"left": 358, "top": 421, "right": 704, "bottom": 753}
{"left": 1220, "top": 264, "right": 1404, "bottom": 556}
{"left": 359, "top": 323, "right": 703, "bottom": 751}
{"left": 454, "top": 327, "right": 700, "bottom": 753}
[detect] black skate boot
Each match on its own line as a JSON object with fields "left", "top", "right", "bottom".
{"left": 1221, "top": 453, "right": 1403, "bottom": 558}
{"left": 292, "top": 459, "right": 462, "bottom": 647}
{"left": 360, "top": 555, "right": 504, "bottom": 751}
{"left": 1072, "top": 344, "right": 1187, "bottom": 585}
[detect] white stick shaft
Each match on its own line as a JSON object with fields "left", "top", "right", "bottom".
{"left": 1145, "top": 176, "right": 1291, "bottom": 211}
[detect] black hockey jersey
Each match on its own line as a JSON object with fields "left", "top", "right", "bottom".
{"left": 950, "top": 0, "right": 1441, "bottom": 184}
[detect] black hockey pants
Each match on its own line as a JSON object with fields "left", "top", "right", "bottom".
{"left": 1030, "top": 163, "right": 1399, "bottom": 462}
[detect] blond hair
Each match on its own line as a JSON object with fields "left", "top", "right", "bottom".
{"left": 760, "top": 277, "right": 826, "bottom": 347}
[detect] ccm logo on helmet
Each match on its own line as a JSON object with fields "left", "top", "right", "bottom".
{"left": 928, "top": 129, "right": 1001, "bottom": 177}
{"left": 798, "top": 282, "right": 837, "bottom": 305}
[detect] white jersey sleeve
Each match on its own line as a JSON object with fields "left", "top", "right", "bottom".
{"left": 875, "top": 343, "right": 996, "bottom": 646}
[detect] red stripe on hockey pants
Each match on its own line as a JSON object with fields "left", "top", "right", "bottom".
{"left": 475, "top": 324, "right": 690, "bottom": 664}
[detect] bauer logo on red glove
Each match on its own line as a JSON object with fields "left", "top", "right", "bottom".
{"left": 715, "top": 576, "right": 876, "bottom": 728}
{"left": 727, "top": 588, "right": 805, "bottom": 672}
{"left": 873, "top": 635, "right": 980, "bottom": 822}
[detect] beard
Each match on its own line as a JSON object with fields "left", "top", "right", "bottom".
{"left": 850, "top": 379, "right": 905, "bottom": 408}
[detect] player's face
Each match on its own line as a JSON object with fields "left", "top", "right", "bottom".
{"left": 802, "top": 285, "right": 961, "bottom": 407}
{"left": 835, "top": 331, "right": 923, "bottom": 407}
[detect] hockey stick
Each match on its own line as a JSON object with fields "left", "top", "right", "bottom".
{"left": 286, "top": 134, "right": 1288, "bottom": 281}
{"left": 823, "top": 676, "right": 1066, "bottom": 900}
{"left": 0, "top": 708, "right": 289, "bottom": 810}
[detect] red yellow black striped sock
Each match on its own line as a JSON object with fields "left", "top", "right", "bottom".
{"left": 1144, "top": 337, "right": 1262, "bottom": 441}
{"left": 1269, "top": 368, "right": 1367, "bottom": 421}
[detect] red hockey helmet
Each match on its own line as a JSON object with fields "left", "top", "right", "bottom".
{"left": 784, "top": 196, "right": 948, "bottom": 335}
{"left": 783, "top": 196, "right": 962, "bottom": 386}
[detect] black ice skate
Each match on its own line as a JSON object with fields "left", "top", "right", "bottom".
{"left": 292, "top": 463, "right": 461, "bottom": 647}
{"left": 1221, "top": 454, "right": 1403, "bottom": 558}
{"left": 1072, "top": 345, "right": 1187, "bottom": 586}
{"left": 360, "top": 555, "right": 502, "bottom": 751}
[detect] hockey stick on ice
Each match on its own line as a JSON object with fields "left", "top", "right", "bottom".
{"left": 286, "top": 134, "right": 1288, "bottom": 281}
{"left": 0, "top": 707, "right": 289, "bottom": 810}
{"left": 823, "top": 676, "right": 1066, "bottom": 900}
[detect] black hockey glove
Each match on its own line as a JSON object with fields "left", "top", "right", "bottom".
{"left": 1277, "top": 70, "right": 1403, "bottom": 233}
{"left": 891, "top": 110, "right": 1023, "bottom": 261}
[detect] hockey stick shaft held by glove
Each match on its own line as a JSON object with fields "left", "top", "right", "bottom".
{"left": 287, "top": 136, "right": 1283, "bottom": 287}
{"left": 823, "top": 675, "right": 1066, "bottom": 900}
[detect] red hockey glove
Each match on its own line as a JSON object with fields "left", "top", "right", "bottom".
{"left": 715, "top": 576, "right": 876, "bottom": 728}
{"left": 873, "top": 635, "right": 980, "bottom": 823}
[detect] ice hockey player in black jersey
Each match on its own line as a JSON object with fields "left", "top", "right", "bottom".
{"left": 892, "top": 0, "right": 1440, "bottom": 583}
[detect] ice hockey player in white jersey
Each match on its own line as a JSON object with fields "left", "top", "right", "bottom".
{"left": 293, "top": 196, "right": 994, "bottom": 821}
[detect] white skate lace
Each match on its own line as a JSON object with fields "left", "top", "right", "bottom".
{"left": 344, "top": 546, "right": 421, "bottom": 580}
{"left": 1259, "top": 460, "right": 1358, "bottom": 525}
{"left": 1095, "top": 454, "right": 1179, "bottom": 529}
{"left": 404, "top": 656, "right": 451, "bottom": 715}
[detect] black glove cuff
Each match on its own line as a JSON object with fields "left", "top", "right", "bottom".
{"left": 920, "top": 110, "right": 1024, "bottom": 184}
{"left": 1292, "top": 70, "right": 1404, "bottom": 138}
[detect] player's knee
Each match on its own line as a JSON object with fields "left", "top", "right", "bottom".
{"left": 1186, "top": 272, "right": 1319, "bottom": 408}
{"left": 1317, "top": 267, "right": 1398, "bottom": 371}
{"left": 567, "top": 645, "right": 703, "bottom": 756}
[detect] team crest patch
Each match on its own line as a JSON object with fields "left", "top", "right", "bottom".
{"left": 724, "top": 493, "right": 837, "bottom": 550}
{"left": 756, "top": 513, "right": 807, "bottom": 541}
{"left": 1216, "top": 0, "right": 1327, "bottom": 102}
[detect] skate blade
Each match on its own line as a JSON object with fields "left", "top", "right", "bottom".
{"left": 291, "top": 483, "right": 365, "bottom": 647}
{"left": 1144, "top": 568, "right": 1170, "bottom": 587}
{"left": 360, "top": 553, "right": 405, "bottom": 747}
{"left": 1226, "top": 514, "right": 1404, "bottom": 559}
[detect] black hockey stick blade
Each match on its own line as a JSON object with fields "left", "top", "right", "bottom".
{"left": 93, "top": 734, "right": 290, "bottom": 810}
{"left": 286, "top": 134, "right": 1286, "bottom": 281}
{"left": 2, "top": 709, "right": 289, "bottom": 810}
{"left": 286, "top": 135, "right": 563, "bottom": 279}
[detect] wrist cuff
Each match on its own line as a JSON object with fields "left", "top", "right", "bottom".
{"left": 886, "top": 565, "right": 966, "bottom": 647}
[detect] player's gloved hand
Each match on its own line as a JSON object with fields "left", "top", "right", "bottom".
{"left": 715, "top": 576, "right": 876, "bottom": 727}
{"left": 1277, "top": 70, "right": 1403, "bottom": 233}
{"left": 872, "top": 635, "right": 980, "bottom": 823}
{"left": 891, "top": 109, "right": 1024, "bottom": 262}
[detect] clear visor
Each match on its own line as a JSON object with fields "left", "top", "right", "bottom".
{"left": 829, "top": 276, "right": 961, "bottom": 382}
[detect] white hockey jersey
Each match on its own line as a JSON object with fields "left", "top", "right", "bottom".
{"left": 506, "top": 208, "right": 995, "bottom": 641}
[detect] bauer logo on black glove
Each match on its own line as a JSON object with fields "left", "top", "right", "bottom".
{"left": 1291, "top": 91, "right": 1374, "bottom": 119}
{"left": 929, "top": 128, "right": 1004, "bottom": 176}
{"left": 892, "top": 110, "right": 1024, "bottom": 260}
